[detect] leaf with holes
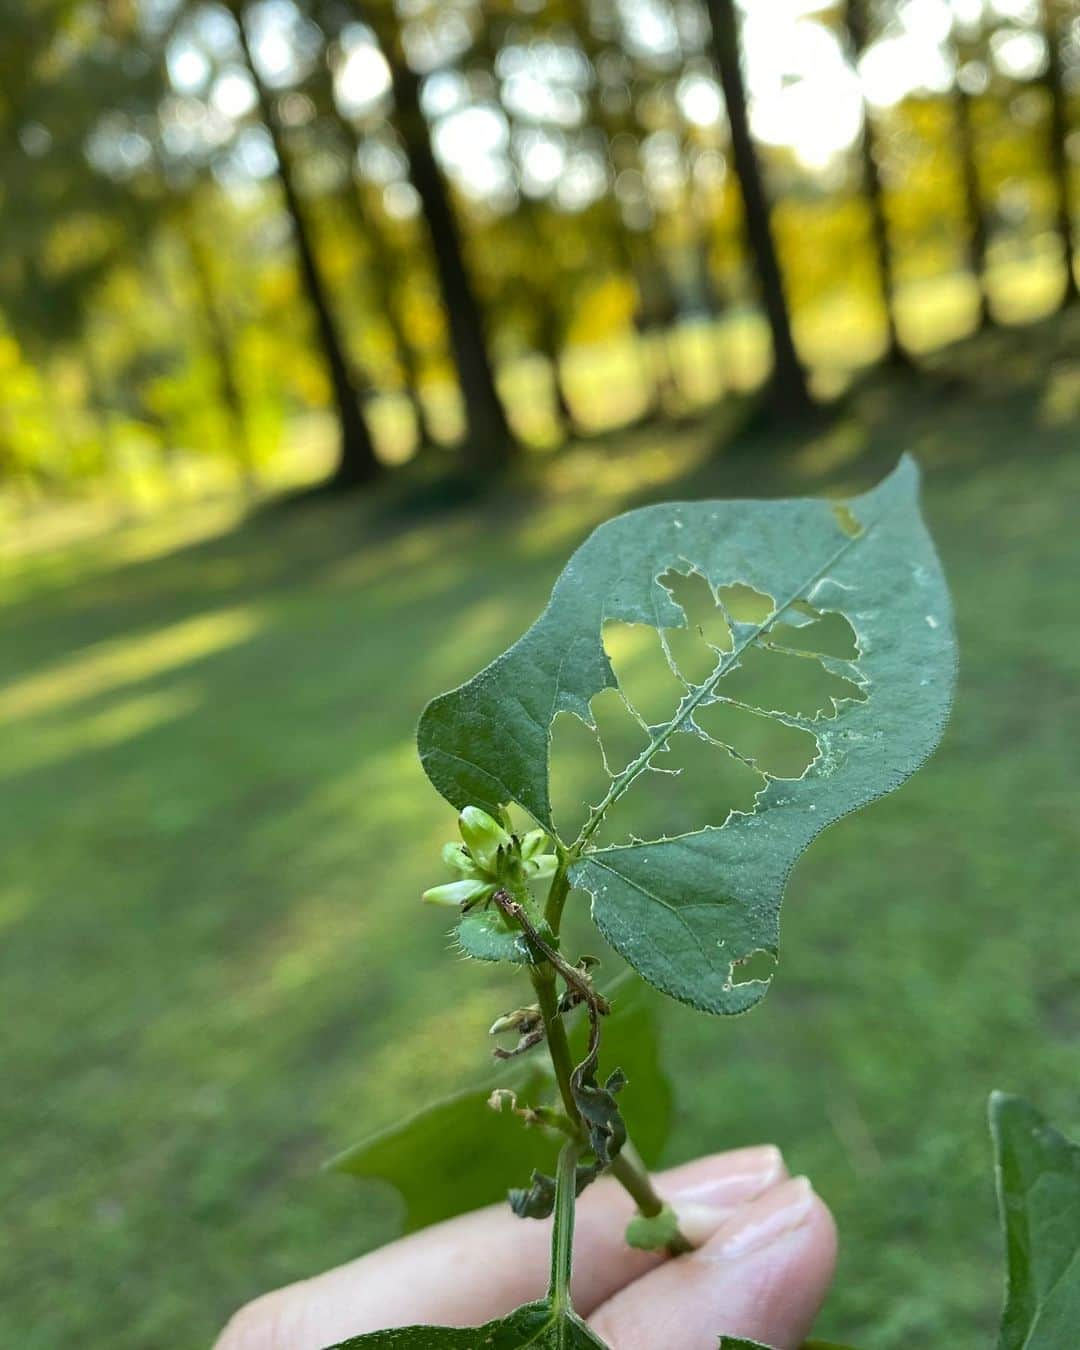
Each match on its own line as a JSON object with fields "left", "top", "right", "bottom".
{"left": 992, "top": 1092, "right": 1080, "bottom": 1349}
{"left": 418, "top": 457, "right": 955, "bottom": 1014}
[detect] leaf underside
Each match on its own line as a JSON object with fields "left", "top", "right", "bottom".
{"left": 327, "top": 981, "right": 670, "bottom": 1233}
{"left": 418, "top": 457, "right": 956, "bottom": 1013}
{"left": 992, "top": 1092, "right": 1080, "bottom": 1349}
{"left": 323, "top": 1300, "right": 606, "bottom": 1349}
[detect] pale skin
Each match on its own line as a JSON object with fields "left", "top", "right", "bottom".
{"left": 215, "top": 1144, "right": 837, "bottom": 1350}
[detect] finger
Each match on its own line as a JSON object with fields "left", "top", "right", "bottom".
{"left": 215, "top": 1145, "right": 786, "bottom": 1350}
{"left": 588, "top": 1176, "right": 837, "bottom": 1350}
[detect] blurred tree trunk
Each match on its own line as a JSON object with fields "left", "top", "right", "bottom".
{"left": 704, "top": 0, "right": 814, "bottom": 418}
{"left": 351, "top": 0, "right": 516, "bottom": 472}
{"left": 521, "top": 201, "right": 575, "bottom": 437}
{"left": 568, "top": 0, "right": 679, "bottom": 417}
{"left": 233, "top": 6, "right": 382, "bottom": 490}
{"left": 1043, "top": 0, "right": 1078, "bottom": 307}
{"left": 953, "top": 84, "right": 992, "bottom": 329}
{"left": 950, "top": 15, "right": 993, "bottom": 331}
{"left": 175, "top": 200, "right": 256, "bottom": 484}
{"left": 309, "top": 51, "right": 438, "bottom": 451}
{"left": 338, "top": 176, "right": 438, "bottom": 452}
{"left": 844, "top": 0, "right": 913, "bottom": 369}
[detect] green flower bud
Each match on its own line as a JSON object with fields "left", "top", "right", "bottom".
{"left": 441, "top": 841, "right": 475, "bottom": 874}
{"left": 520, "top": 828, "right": 550, "bottom": 860}
{"left": 421, "top": 878, "right": 495, "bottom": 908}
{"left": 458, "top": 806, "right": 512, "bottom": 873}
{"left": 524, "top": 852, "right": 558, "bottom": 880}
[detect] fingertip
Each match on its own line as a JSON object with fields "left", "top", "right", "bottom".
{"left": 589, "top": 1178, "right": 837, "bottom": 1350}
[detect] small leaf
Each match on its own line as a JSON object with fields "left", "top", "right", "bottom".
{"left": 322, "top": 1299, "right": 608, "bottom": 1348}
{"left": 327, "top": 981, "right": 671, "bottom": 1232}
{"left": 456, "top": 909, "right": 539, "bottom": 964}
{"left": 418, "top": 457, "right": 955, "bottom": 1014}
{"left": 991, "top": 1091, "right": 1080, "bottom": 1349}
{"left": 625, "top": 1203, "right": 681, "bottom": 1251}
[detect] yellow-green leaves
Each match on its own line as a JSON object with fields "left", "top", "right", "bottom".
{"left": 418, "top": 458, "right": 956, "bottom": 1014}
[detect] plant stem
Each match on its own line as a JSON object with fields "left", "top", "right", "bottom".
{"left": 514, "top": 872, "right": 695, "bottom": 1257}
{"left": 548, "top": 1138, "right": 580, "bottom": 1313}
{"left": 531, "top": 963, "right": 580, "bottom": 1124}
{"left": 610, "top": 1144, "right": 693, "bottom": 1255}
{"left": 544, "top": 860, "right": 571, "bottom": 935}
{"left": 528, "top": 930, "right": 695, "bottom": 1257}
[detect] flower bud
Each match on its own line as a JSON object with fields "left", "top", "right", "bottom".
{"left": 520, "top": 828, "right": 549, "bottom": 860}
{"left": 524, "top": 852, "right": 557, "bottom": 880}
{"left": 441, "top": 841, "right": 474, "bottom": 874}
{"left": 421, "top": 878, "right": 495, "bottom": 908}
{"left": 458, "top": 806, "right": 512, "bottom": 873}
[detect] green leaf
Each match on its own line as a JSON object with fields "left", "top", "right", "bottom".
{"left": 991, "top": 1092, "right": 1080, "bottom": 1349}
{"left": 326, "top": 980, "right": 671, "bottom": 1232}
{"left": 455, "top": 909, "right": 539, "bottom": 963}
{"left": 323, "top": 1299, "right": 607, "bottom": 1349}
{"left": 418, "top": 457, "right": 955, "bottom": 1014}
{"left": 718, "top": 1342, "right": 859, "bottom": 1349}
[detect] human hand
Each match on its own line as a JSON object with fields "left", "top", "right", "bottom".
{"left": 216, "top": 1145, "right": 836, "bottom": 1350}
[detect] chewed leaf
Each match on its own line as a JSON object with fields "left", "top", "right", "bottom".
{"left": 323, "top": 1299, "right": 607, "bottom": 1348}
{"left": 418, "top": 457, "right": 956, "bottom": 1014}
{"left": 991, "top": 1092, "right": 1080, "bottom": 1349}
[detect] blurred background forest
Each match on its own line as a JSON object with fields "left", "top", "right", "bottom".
{"left": 3, "top": 1, "right": 1080, "bottom": 1348}
{"left": 1, "top": 0, "right": 1078, "bottom": 508}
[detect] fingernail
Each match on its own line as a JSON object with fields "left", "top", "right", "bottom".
{"left": 709, "top": 1175, "right": 816, "bottom": 1260}
{"left": 665, "top": 1146, "right": 786, "bottom": 1246}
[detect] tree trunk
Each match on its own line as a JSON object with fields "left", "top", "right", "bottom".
{"left": 845, "top": 0, "right": 913, "bottom": 369}
{"left": 952, "top": 79, "right": 993, "bottom": 329}
{"left": 233, "top": 7, "right": 382, "bottom": 489}
{"left": 705, "top": 0, "right": 814, "bottom": 417}
{"left": 177, "top": 201, "right": 256, "bottom": 483}
{"left": 309, "top": 47, "right": 438, "bottom": 450}
{"left": 351, "top": 1, "right": 515, "bottom": 471}
{"left": 342, "top": 181, "right": 438, "bottom": 450}
{"left": 1043, "top": 0, "right": 1078, "bottom": 306}
{"left": 519, "top": 201, "right": 575, "bottom": 436}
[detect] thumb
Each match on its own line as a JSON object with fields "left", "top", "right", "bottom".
{"left": 587, "top": 1175, "right": 837, "bottom": 1350}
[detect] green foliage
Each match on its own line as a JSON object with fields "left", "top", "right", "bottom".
{"left": 327, "top": 981, "right": 671, "bottom": 1233}
{"left": 723, "top": 1337, "right": 862, "bottom": 1347}
{"left": 323, "top": 1300, "right": 606, "bottom": 1349}
{"left": 991, "top": 1093, "right": 1080, "bottom": 1349}
{"left": 721, "top": 1095, "right": 1080, "bottom": 1350}
{"left": 419, "top": 457, "right": 955, "bottom": 1014}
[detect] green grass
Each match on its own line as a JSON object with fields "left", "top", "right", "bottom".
{"left": 3, "top": 312, "right": 1080, "bottom": 1349}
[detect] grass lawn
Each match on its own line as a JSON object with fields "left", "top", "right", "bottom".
{"left": 3, "top": 312, "right": 1079, "bottom": 1349}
